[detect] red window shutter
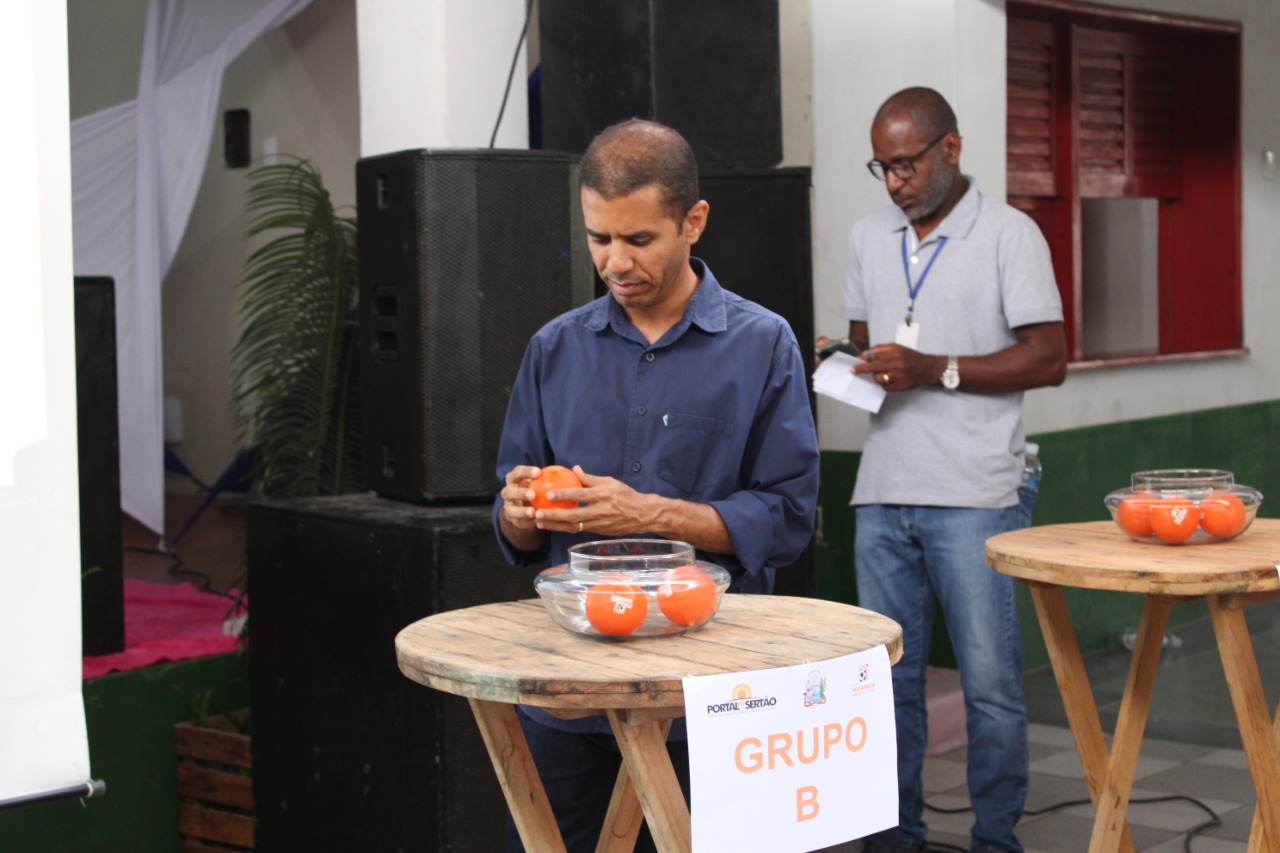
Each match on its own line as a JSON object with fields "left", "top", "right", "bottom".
{"left": 1007, "top": 18, "right": 1056, "bottom": 197}
{"left": 1075, "top": 27, "right": 1180, "bottom": 197}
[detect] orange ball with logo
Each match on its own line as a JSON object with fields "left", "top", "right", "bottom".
{"left": 584, "top": 582, "right": 647, "bottom": 636}
{"left": 1149, "top": 498, "right": 1199, "bottom": 544}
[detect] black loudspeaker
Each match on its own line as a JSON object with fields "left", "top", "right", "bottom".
{"left": 74, "top": 277, "right": 125, "bottom": 657}
{"left": 356, "top": 149, "right": 594, "bottom": 504}
{"left": 537, "top": 0, "right": 782, "bottom": 170}
{"left": 696, "top": 169, "right": 814, "bottom": 360}
{"left": 247, "top": 495, "right": 534, "bottom": 851}
{"left": 699, "top": 169, "right": 816, "bottom": 598}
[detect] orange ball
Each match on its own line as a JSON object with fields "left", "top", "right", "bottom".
{"left": 656, "top": 566, "right": 719, "bottom": 627}
{"left": 1149, "top": 498, "right": 1199, "bottom": 544}
{"left": 1198, "top": 493, "right": 1247, "bottom": 539}
{"left": 530, "top": 465, "right": 582, "bottom": 510}
{"left": 1116, "top": 495, "right": 1158, "bottom": 538}
{"left": 584, "top": 582, "right": 647, "bottom": 636}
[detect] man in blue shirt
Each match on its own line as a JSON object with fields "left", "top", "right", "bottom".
{"left": 494, "top": 118, "right": 820, "bottom": 852}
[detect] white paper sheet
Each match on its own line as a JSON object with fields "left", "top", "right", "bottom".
{"left": 812, "top": 352, "right": 886, "bottom": 414}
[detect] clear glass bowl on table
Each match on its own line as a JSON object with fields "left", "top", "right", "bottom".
{"left": 534, "top": 539, "right": 731, "bottom": 639}
{"left": 1103, "top": 468, "right": 1263, "bottom": 545}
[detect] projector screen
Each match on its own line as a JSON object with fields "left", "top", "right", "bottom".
{"left": 0, "top": 0, "right": 93, "bottom": 805}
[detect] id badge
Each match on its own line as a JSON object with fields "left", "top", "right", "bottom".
{"left": 895, "top": 318, "right": 920, "bottom": 349}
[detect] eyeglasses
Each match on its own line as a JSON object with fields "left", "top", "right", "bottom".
{"left": 866, "top": 133, "right": 949, "bottom": 182}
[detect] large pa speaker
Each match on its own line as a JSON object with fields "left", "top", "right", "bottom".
{"left": 537, "top": 0, "right": 782, "bottom": 170}
{"left": 696, "top": 169, "right": 814, "bottom": 361}
{"left": 697, "top": 169, "right": 816, "bottom": 598}
{"left": 356, "top": 149, "right": 594, "bottom": 504}
{"left": 74, "top": 277, "right": 125, "bottom": 657}
{"left": 247, "top": 495, "right": 534, "bottom": 851}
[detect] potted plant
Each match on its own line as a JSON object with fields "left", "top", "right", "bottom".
{"left": 229, "top": 156, "right": 361, "bottom": 499}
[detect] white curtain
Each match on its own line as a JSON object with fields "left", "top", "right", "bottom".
{"left": 71, "top": 0, "right": 313, "bottom": 536}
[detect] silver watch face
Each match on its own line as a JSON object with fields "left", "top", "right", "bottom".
{"left": 942, "top": 361, "right": 959, "bottom": 389}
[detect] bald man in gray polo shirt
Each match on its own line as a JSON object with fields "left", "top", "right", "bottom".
{"left": 824, "top": 88, "right": 1067, "bottom": 853}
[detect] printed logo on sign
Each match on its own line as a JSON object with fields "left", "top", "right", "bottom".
{"left": 705, "top": 683, "right": 779, "bottom": 716}
{"left": 851, "top": 663, "right": 877, "bottom": 697}
{"left": 802, "top": 670, "right": 827, "bottom": 707}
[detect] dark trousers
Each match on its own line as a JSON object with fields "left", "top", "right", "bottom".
{"left": 505, "top": 711, "right": 692, "bottom": 853}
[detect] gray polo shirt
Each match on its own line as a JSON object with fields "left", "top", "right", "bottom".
{"left": 842, "top": 178, "right": 1062, "bottom": 508}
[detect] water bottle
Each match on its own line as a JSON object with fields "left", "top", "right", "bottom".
{"left": 1022, "top": 442, "right": 1042, "bottom": 492}
{"left": 1018, "top": 442, "right": 1041, "bottom": 526}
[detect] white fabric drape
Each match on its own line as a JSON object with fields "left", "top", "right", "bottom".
{"left": 71, "top": 0, "right": 313, "bottom": 536}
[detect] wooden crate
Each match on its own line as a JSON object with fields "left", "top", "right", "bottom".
{"left": 174, "top": 709, "right": 253, "bottom": 852}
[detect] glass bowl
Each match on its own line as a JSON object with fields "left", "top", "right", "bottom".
{"left": 1104, "top": 469, "right": 1263, "bottom": 545}
{"left": 535, "top": 539, "right": 730, "bottom": 639}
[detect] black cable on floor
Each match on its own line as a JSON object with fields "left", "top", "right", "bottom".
{"left": 124, "top": 543, "right": 216, "bottom": 595}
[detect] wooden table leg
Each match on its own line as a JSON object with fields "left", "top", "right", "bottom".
{"left": 1026, "top": 583, "right": 1137, "bottom": 853}
{"left": 1207, "top": 596, "right": 1280, "bottom": 853}
{"left": 1086, "top": 594, "right": 1170, "bottom": 853}
{"left": 468, "top": 698, "right": 568, "bottom": 853}
{"left": 596, "top": 719, "right": 673, "bottom": 853}
{"left": 606, "top": 710, "right": 691, "bottom": 853}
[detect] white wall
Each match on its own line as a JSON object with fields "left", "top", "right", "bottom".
{"left": 160, "top": 0, "right": 360, "bottom": 492}
{"left": 357, "top": 0, "right": 530, "bottom": 154}
{"left": 810, "top": 0, "right": 1280, "bottom": 452}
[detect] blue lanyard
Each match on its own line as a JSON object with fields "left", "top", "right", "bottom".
{"left": 900, "top": 230, "right": 948, "bottom": 323}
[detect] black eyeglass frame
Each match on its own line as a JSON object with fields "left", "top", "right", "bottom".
{"left": 866, "top": 132, "right": 950, "bottom": 182}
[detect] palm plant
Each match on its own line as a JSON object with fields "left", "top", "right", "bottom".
{"left": 229, "top": 157, "right": 361, "bottom": 499}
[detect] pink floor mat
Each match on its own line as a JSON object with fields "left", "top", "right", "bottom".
{"left": 82, "top": 579, "right": 245, "bottom": 679}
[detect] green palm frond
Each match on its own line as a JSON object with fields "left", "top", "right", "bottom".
{"left": 229, "top": 157, "right": 361, "bottom": 499}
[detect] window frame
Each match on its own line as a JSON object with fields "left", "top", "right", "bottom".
{"left": 1007, "top": 0, "right": 1245, "bottom": 369}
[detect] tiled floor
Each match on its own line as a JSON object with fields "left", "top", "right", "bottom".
{"left": 126, "top": 496, "right": 1280, "bottom": 852}
{"left": 828, "top": 597, "right": 1280, "bottom": 852}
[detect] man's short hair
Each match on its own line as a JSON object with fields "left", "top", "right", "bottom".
{"left": 874, "top": 87, "right": 960, "bottom": 140}
{"left": 579, "top": 119, "right": 699, "bottom": 224}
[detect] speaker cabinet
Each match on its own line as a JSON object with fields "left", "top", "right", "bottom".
{"left": 356, "top": 149, "right": 594, "bottom": 504}
{"left": 698, "top": 169, "right": 816, "bottom": 598}
{"left": 537, "top": 0, "right": 782, "bottom": 170}
{"left": 247, "top": 495, "right": 533, "bottom": 851}
{"left": 74, "top": 277, "right": 125, "bottom": 657}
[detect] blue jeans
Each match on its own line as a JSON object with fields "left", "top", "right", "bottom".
{"left": 855, "top": 504, "right": 1028, "bottom": 852}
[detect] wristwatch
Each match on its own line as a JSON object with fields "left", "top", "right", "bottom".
{"left": 941, "top": 356, "right": 960, "bottom": 390}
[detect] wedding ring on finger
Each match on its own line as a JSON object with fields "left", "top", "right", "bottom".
{"left": 879, "top": 372, "right": 891, "bottom": 385}
{"left": 577, "top": 521, "right": 584, "bottom": 534}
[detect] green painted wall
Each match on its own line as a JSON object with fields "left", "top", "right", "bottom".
{"left": 0, "top": 653, "right": 249, "bottom": 852}
{"left": 815, "top": 399, "right": 1280, "bottom": 670}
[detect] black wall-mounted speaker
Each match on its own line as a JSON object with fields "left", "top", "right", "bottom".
{"left": 537, "top": 0, "right": 782, "bottom": 170}
{"left": 247, "top": 495, "right": 534, "bottom": 851}
{"left": 75, "top": 276, "right": 125, "bottom": 657}
{"left": 356, "top": 149, "right": 594, "bottom": 504}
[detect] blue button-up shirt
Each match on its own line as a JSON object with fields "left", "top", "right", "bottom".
{"left": 493, "top": 259, "right": 820, "bottom": 593}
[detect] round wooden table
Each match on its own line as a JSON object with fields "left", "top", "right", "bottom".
{"left": 987, "top": 519, "right": 1280, "bottom": 853}
{"left": 396, "top": 594, "right": 902, "bottom": 853}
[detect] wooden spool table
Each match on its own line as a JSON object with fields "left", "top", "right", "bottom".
{"left": 395, "top": 594, "right": 902, "bottom": 853}
{"left": 986, "top": 519, "right": 1280, "bottom": 853}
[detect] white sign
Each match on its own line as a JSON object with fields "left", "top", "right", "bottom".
{"left": 683, "top": 646, "right": 898, "bottom": 852}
